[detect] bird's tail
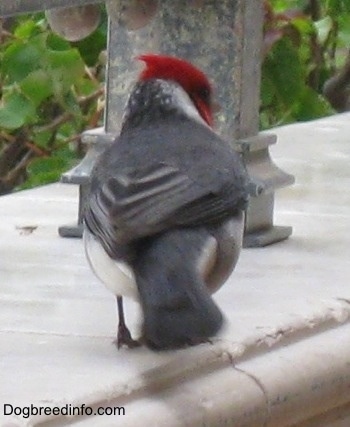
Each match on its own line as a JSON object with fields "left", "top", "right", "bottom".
{"left": 132, "top": 228, "right": 224, "bottom": 350}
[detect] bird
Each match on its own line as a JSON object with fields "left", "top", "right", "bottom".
{"left": 83, "top": 54, "right": 249, "bottom": 351}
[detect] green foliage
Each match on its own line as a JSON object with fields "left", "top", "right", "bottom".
{"left": 260, "top": 0, "right": 349, "bottom": 128}
{"left": 0, "top": 11, "right": 106, "bottom": 194}
{"left": 22, "top": 147, "right": 77, "bottom": 189}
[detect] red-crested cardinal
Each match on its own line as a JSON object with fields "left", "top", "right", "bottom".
{"left": 84, "top": 54, "right": 249, "bottom": 351}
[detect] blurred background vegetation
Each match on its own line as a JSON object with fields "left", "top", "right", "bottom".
{"left": 0, "top": 0, "right": 349, "bottom": 194}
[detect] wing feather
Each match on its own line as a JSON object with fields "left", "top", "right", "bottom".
{"left": 85, "top": 162, "right": 239, "bottom": 250}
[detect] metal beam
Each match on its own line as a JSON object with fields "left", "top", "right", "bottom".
{"left": 0, "top": 0, "right": 102, "bottom": 17}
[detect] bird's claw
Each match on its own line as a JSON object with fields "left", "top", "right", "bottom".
{"left": 114, "top": 324, "right": 141, "bottom": 349}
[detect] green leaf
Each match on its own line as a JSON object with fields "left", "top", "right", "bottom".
{"left": 292, "top": 17, "right": 314, "bottom": 36}
{"left": 263, "top": 37, "right": 304, "bottom": 107}
{"left": 76, "top": 77, "right": 98, "bottom": 97}
{"left": 292, "top": 87, "right": 334, "bottom": 121}
{"left": 260, "top": 73, "right": 275, "bottom": 107}
{"left": 62, "top": 91, "right": 81, "bottom": 115}
{"left": 326, "top": 0, "right": 350, "bottom": 14}
{"left": 47, "top": 49, "right": 85, "bottom": 78}
{"left": 56, "top": 121, "right": 80, "bottom": 141}
{"left": 27, "top": 155, "right": 68, "bottom": 175}
{"left": 46, "top": 33, "right": 71, "bottom": 51}
{"left": 2, "top": 34, "right": 46, "bottom": 82}
{"left": 32, "top": 130, "right": 53, "bottom": 149}
{"left": 47, "top": 49, "right": 85, "bottom": 95}
{"left": 14, "top": 20, "right": 41, "bottom": 39}
{"left": 0, "top": 92, "right": 37, "bottom": 129}
{"left": 338, "top": 13, "right": 350, "bottom": 46}
{"left": 21, "top": 153, "right": 78, "bottom": 189}
{"left": 270, "top": 0, "right": 308, "bottom": 12}
{"left": 20, "top": 70, "right": 52, "bottom": 106}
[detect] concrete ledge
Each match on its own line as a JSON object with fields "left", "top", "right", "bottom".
{"left": 1, "top": 113, "right": 350, "bottom": 426}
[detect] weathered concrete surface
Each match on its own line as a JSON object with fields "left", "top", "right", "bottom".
{"left": 1, "top": 113, "right": 350, "bottom": 425}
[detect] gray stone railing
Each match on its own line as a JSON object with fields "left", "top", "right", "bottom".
{"left": 0, "top": 0, "right": 295, "bottom": 247}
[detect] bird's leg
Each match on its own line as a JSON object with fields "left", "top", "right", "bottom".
{"left": 114, "top": 296, "right": 140, "bottom": 349}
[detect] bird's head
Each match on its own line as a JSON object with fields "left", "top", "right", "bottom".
{"left": 137, "top": 54, "right": 214, "bottom": 127}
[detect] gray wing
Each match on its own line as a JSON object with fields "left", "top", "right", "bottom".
{"left": 85, "top": 162, "right": 245, "bottom": 255}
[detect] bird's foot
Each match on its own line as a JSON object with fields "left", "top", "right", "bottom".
{"left": 114, "top": 323, "right": 141, "bottom": 349}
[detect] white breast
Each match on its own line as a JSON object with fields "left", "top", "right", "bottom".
{"left": 83, "top": 229, "right": 139, "bottom": 301}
